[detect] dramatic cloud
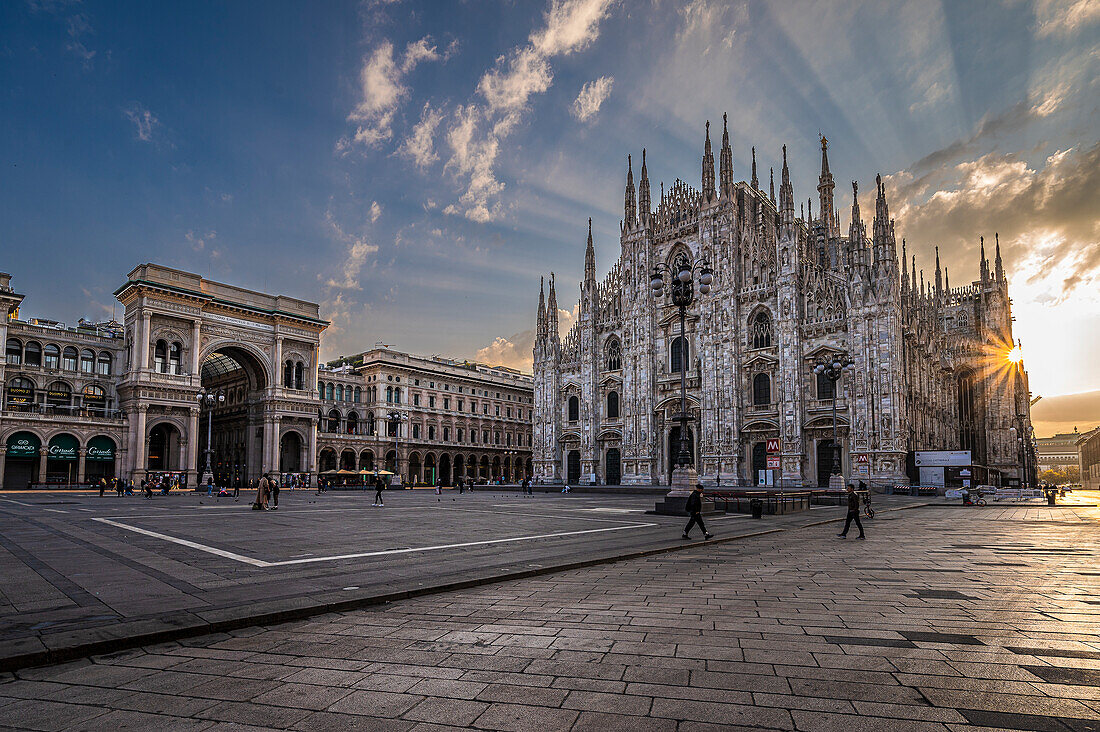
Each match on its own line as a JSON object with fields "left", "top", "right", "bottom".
{"left": 1034, "top": 0, "right": 1100, "bottom": 37}
{"left": 441, "top": 0, "right": 616, "bottom": 221}
{"left": 476, "top": 329, "right": 535, "bottom": 371}
{"left": 1031, "top": 389, "right": 1100, "bottom": 437}
{"left": 889, "top": 142, "right": 1100, "bottom": 300}
{"left": 571, "top": 76, "right": 613, "bottom": 122}
{"left": 342, "top": 37, "right": 448, "bottom": 150}
{"left": 123, "top": 104, "right": 159, "bottom": 142}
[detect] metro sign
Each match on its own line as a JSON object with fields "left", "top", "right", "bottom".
{"left": 855, "top": 454, "right": 869, "bottom": 464}
{"left": 766, "top": 438, "right": 780, "bottom": 453}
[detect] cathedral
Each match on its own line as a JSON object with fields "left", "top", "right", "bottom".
{"left": 532, "top": 116, "right": 1035, "bottom": 488}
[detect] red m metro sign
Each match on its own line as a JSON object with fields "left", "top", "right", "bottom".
{"left": 766, "top": 438, "right": 780, "bottom": 453}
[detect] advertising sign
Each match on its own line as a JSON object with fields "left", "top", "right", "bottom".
{"left": 86, "top": 436, "right": 115, "bottom": 462}
{"left": 914, "top": 450, "right": 971, "bottom": 467}
{"left": 5, "top": 386, "right": 33, "bottom": 404}
{"left": 766, "top": 438, "right": 780, "bottom": 453}
{"left": 766, "top": 455, "right": 781, "bottom": 469}
{"left": 47, "top": 435, "right": 79, "bottom": 461}
{"left": 5, "top": 432, "right": 40, "bottom": 458}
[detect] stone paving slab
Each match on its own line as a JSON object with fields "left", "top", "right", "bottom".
{"left": 2, "top": 494, "right": 1100, "bottom": 730}
{"left": 0, "top": 489, "right": 932, "bottom": 671}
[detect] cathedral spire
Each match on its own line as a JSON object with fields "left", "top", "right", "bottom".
{"left": 901, "top": 239, "right": 909, "bottom": 294}
{"left": 769, "top": 167, "right": 775, "bottom": 206}
{"left": 701, "top": 120, "right": 716, "bottom": 203}
{"left": 536, "top": 275, "right": 545, "bottom": 338}
{"left": 994, "top": 232, "right": 1004, "bottom": 282}
{"left": 779, "top": 144, "right": 794, "bottom": 233}
{"left": 547, "top": 273, "right": 559, "bottom": 343}
{"left": 623, "top": 154, "right": 636, "bottom": 228}
{"left": 750, "top": 146, "right": 759, "bottom": 190}
{"left": 934, "top": 246, "right": 943, "bottom": 300}
{"left": 817, "top": 135, "right": 835, "bottom": 238}
{"left": 980, "top": 236, "right": 989, "bottom": 283}
{"left": 638, "top": 149, "right": 651, "bottom": 226}
{"left": 719, "top": 112, "right": 733, "bottom": 199}
{"left": 945, "top": 266, "right": 950, "bottom": 293}
{"left": 584, "top": 217, "right": 596, "bottom": 280}
{"left": 911, "top": 254, "right": 917, "bottom": 294}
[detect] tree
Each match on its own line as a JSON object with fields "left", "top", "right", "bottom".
{"left": 1038, "top": 465, "right": 1080, "bottom": 485}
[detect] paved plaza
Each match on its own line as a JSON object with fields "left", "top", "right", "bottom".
{"left": 1, "top": 493, "right": 1098, "bottom": 730}
{"left": 0, "top": 488, "right": 926, "bottom": 670}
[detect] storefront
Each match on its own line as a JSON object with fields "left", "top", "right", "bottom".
{"left": 4, "top": 382, "right": 34, "bottom": 413}
{"left": 85, "top": 435, "right": 116, "bottom": 483}
{"left": 45, "top": 433, "right": 79, "bottom": 484}
{"left": 3, "top": 431, "right": 41, "bottom": 489}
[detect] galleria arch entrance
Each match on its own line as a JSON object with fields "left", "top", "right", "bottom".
{"left": 115, "top": 264, "right": 327, "bottom": 485}
{"left": 197, "top": 346, "right": 270, "bottom": 487}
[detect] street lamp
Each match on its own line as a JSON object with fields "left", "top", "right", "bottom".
{"left": 387, "top": 411, "right": 407, "bottom": 485}
{"left": 650, "top": 251, "right": 713, "bottom": 490}
{"left": 504, "top": 448, "right": 521, "bottom": 483}
{"left": 813, "top": 354, "right": 854, "bottom": 483}
{"left": 195, "top": 387, "right": 225, "bottom": 485}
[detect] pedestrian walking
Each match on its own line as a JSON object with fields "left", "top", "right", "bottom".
{"left": 98, "top": 478, "right": 106, "bottom": 497}
{"left": 233, "top": 480, "right": 240, "bottom": 501}
{"left": 522, "top": 476, "right": 532, "bottom": 496}
{"left": 561, "top": 484, "right": 571, "bottom": 493}
{"left": 254, "top": 474, "right": 270, "bottom": 510}
{"left": 206, "top": 477, "right": 215, "bottom": 497}
{"left": 270, "top": 474, "right": 280, "bottom": 510}
{"left": 114, "top": 477, "right": 123, "bottom": 497}
{"left": 837, "top": 483, "right": 866, "bottom": 539}
{"left": 683, "top": 484, "right": 712, "bottom": 540}
{"left": 373, "top": 475, "right": 385, "bottom": 507}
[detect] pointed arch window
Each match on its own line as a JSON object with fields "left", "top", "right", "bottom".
{"left": 606, "top": 338, "right": 622, "bottom": 371}
{"left": 750, "top": 312, "right": 772, "bottom": 349}
{"left": 606, "top": 391, "right": 620, "bottom": 419}
{"left": 816, "top": 371, "right": 835, "bottom": 400}
{"left": 670, "top": 336, "right": 688, "bottom": 373}
{"left": 567, "top": 395, "right": 579, "bottom": 422}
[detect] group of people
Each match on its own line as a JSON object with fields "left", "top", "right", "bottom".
{"left": 251, "top": 474, "right": 280, "bottom": 510}
{"left": 97, "top": 475, "right": 181, "bottom": 499}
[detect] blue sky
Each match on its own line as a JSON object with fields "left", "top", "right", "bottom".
{"left": 2, "top": 0, "right": 1098, "bottom": 427}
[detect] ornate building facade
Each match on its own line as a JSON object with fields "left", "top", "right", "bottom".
{"left": 533, "top": 118, "right": 1035, "bottom": 488}
{"left": 315, "top": 348, "right": 533, "bottom": 485}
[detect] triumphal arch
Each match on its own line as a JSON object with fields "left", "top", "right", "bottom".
{"left": 114, "top": 264, "right": 327, "bottom": 485}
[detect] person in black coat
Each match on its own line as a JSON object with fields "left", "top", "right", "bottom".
{"left": 837, "top": 483, "right": 866, "bottom": 539}
{"left": 683, "top": 484, "right": 713, "bottom": 540}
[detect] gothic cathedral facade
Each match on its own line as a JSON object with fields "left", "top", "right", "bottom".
{"left": 532, "top": 116, "right": 1034, "bottom": 488}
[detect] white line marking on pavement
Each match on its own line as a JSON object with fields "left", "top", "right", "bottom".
{"left": 91, "top": 518, "right": 270, "bottom": 567}
{"left": 709, "top": 514, "right": 750, "bottom": 521}
{"left": 1, "top": 499, "right": 34, "bottom": 506}
{"left": 266, "top": 523, "right": 659, "bottom": 566}
{"left": 43, "top": 508, "right": 68, "bottom": 514}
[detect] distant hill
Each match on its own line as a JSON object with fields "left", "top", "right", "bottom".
{"left": 1030, "top": 389, "right": 1100, "bottom": 438}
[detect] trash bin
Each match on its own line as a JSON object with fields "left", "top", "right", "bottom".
{"left": 750, "top": 498, "right": 764, "bottom": 519}
{"left": 1047, "top": 490, "right": 1056, "bottom": 506}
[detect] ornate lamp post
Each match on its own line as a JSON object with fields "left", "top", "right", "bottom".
{"left": 387, "top": 410, "right": 407, "bottom": 486}
{"left": 650, "top": 251, "right": 713, "bottom": 495}
{"left": 196, "top": 387, "right": 225, "bottom": 485}
{"left": 813, "top": 354, "right": 854, "bottom": 485}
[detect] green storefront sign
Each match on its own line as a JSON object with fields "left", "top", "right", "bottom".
{"left": 6, "top": 432, "right": 40, "bottom": 458}
{"left": 86, "top": 436, "right": 115, "bottom": 462}
{"left": 47, "top": 434, "right": 79, "bottom": 461}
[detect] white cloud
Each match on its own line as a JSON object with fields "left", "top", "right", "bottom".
{"left": 1034, "top": 0, "right": 1100, "bottom": 37}
{"left": 370, "top": 201, "right": 382, "bottom": 223}
{"left": 476, "top": 330, "right": 535, "bottom": 371}
{"left": 344, "top": 36, "right": 448, "bottom": 151}
{"left": 124, "top": 104, "right": 159, "bottom": 142}
{"left": 399, "top": 102, "right": 445, "bottom": 168}
{"left": 571, "top": 75, "right": 613, "bottom": 122}
{"left": 323, "top": 211, "right": 379, "bottom": 290}
{"left": 441, "top": 0, "right": 616, "bottom": 222}
{"left": 185, "top": 230, "right": 215, "bottom": 252}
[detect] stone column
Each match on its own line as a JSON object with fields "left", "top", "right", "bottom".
{"left": 77, "top": 448, "right": 87, "bottom": 484}
{"left": 190, "top": 319, "right": 202, "bottom": 378}
{"left": 187, "top": 407, "right": 200, "bottom": 485}
{"left": 132, "top": 406, "right": 148, "bottom": 480}
{"left": 0, "top": 446, "right": 6, "bottom": 489}
{"left": 138, "top": 311, "right": 152, "bottom": 370}
{"left": 272, "top": 415, "right": 282, "bottom": 474}
{"left": 307, "top": 418, "right": 318, "bottom": 481}
{"left": 38, "top": 447, "right": 48, "bottom": 486}
{"left": 273, "top": 336, "right": 284, "bottom": 390}
{"left": 260, "top": 415, "right": 275, "bottom": 474}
